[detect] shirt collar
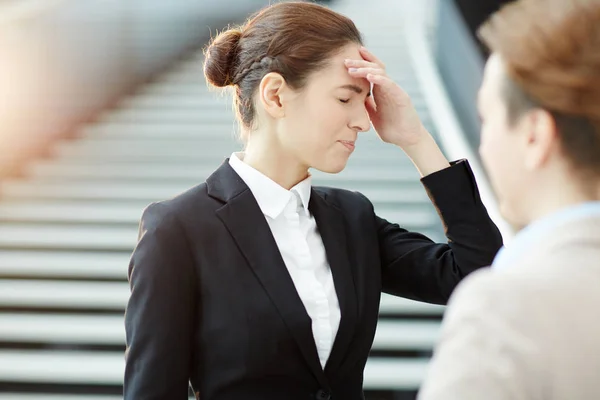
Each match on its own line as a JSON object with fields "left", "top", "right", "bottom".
{"left": 228, "top": 152, "right": 312, "bottom": 219}
{"left": 493, "top": 201, "right": 600, "bottom": 270}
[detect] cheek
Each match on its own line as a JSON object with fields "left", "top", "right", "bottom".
{"left": 480, "top": 121, "right": 525, "bottom": 192}
{"left": 317, "top": 101, "right": 345, "bottom": 123}
{"left": 280, "top": 102, "right": 317, "bottom": 143}
{"left": 479, "top": 123, "right": 501, "bottom": 170}
{"left": 479, "top": 121, "right": 515, "bottom": 187}
{"left": 311, "top": 104, "right": 348, "bottom": 142}
{"left": 283, "top": 99, "right": 348, "bottom": 155}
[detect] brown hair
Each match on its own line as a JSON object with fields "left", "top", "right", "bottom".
{"left": 478, "top": 0, "right": 600, "bottom": 176}
{"left": 203, "top": 2, "right": 362, "bottom": 130}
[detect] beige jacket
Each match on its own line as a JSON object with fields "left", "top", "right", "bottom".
{"left": 418, "top": 215, "right": 600, "bottom": 400}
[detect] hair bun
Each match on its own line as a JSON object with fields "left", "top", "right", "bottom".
{"left": 203, "top": 29, "right": 242, "bottom": 88}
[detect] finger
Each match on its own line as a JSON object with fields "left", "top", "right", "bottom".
{"left": 366, "top": 73, "right": 393, "bottom": 86}
{"left": 366, "top": 95, "right": 377, "bottom": 114}
{"left": 365, "top": 97, "right": 377, "bottom": 128}
{"left": 347, "top": 67, "right": 385, "bottom": 78}
{"left": 359, "top": 47, "right": 385, "bottom": 69}
{"left": 344, "top": 59, "right": 380, "bottom": 69}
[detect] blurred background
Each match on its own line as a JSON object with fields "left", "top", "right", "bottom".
{"left": 0, "top": 0, "right": 512, "bottom": 399}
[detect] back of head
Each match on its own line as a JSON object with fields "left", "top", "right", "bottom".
{"left": 478, "top": 0, "right": 600, "bottom": 178}
{"left": 203, "top": 2, "right": 362, "bottom": 132}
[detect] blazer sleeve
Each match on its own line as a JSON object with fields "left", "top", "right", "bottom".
{"left": 417, "top": 270, "right": 544, "bottom": 400}
{"left": 373, "top": 160, "right": 503, "bottom": 304}
{"left": 124, "top": 202, "right": 197, "bottom": 399}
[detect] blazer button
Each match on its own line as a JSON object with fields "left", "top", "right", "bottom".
{"left": 315, "top": 389, "right": 331, "bottom": 400}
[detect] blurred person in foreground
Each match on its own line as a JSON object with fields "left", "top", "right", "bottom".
{"left": 123, "top": 2, "right": 503, "bottom": 399}
{"left": 419, "top": 0, "right": 600, "bottom": 399}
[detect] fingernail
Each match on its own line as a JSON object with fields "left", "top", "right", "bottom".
{"left": 349, "top": 68, "right": 358, "bottom": 73}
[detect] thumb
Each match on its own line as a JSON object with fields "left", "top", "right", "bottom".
{"left": 365, "top": 96, "right": 377, "bottom": 118}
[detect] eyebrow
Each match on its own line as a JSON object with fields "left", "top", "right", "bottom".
{"left": 339, "top": 84, "right": 371, "bottom": 97}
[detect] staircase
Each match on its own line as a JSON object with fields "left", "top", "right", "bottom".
{"left": 0, "top": 1, "right": 449, "bottom": 399}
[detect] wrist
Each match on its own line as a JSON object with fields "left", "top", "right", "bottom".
{"left": 397, "top": 128, "right": 434, "bottom": 154}
{"left": 400, "top": 133, "right": 451, "bottom": 177}
{"left": 391, "top": 124, "right": 430, "bottom": 149}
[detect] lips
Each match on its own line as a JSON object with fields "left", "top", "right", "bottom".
{"left": 339, "top": 140, "right": 355, "bottom": 151}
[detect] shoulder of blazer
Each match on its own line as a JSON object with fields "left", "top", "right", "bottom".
{"left": 312, "top": 185, "right": 374, "bottom": 214}
{"left": 141, "top": 182, "right": 220, "bottom": 223}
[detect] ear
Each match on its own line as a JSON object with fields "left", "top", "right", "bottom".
{"left": 523, "top": 109, "right": 559, "bottom": 170}
{"left": 258, "top": 72, "right": 287, "bottom": 119}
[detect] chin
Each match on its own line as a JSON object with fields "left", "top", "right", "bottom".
{"left": 315, "top": 160, "right": 348, "bottom": 174}
{"left": 499, "top": 202, "right": 528, "bottom": 233}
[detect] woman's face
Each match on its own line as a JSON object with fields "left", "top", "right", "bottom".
{"left": 478, "top": 54, "right": 536, "bottom": 229}
{"left": 272, "top": 43, "right": 372, "bottom": 174}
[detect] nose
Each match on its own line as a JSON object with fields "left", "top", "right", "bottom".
{"left": 350, "top": 106, "right": 371, "bottom": 133}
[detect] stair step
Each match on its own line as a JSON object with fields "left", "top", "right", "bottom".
{"left": 0, "top": 313, "right": 439, "bottom": 351}
{"left": 0, "top": 280, "right": 444, "bottom": 316}
{"left": 0, "top": 251, "right": 127, "bottom": 280}
{"left": 0, "top": 313, "right": 439, "bottom": 350}
{"left": 0, "top": 349, "right": 122, "bottom": 385}
{"left": 26, "top": 162, "right": 423, "bottom": 183}
{"left": 379, "top": 295, "right": 445, "bottom": 316}
{"left": 0, "top": 313, "right": 124, "bottom": 345}
{"left": 1, "top": 180, "right": 430, "bottom": 204}
{"left": 0, "top": 223, "right": 442, "bottom": 251}
{"left": 0, "top": 201, "right": 438, "bottom": 228}
{"left": 0, "top": 225, "right": 136, "bottom": 251}
{"left": 0, "top": 280, "right": 129, "bottom": 310}
{"left": 0, "top": 349, "right": 428, "bottom": 389}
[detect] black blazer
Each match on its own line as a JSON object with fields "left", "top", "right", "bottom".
{"left": 124, "top": 159, "right": 502, "bottom": 400}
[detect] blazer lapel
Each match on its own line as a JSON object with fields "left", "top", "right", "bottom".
{"left": 207, "top": 161, "right": 328, "bottom": 388}
{"left": 310, "top": 189, "right": 359, "bottom": 376}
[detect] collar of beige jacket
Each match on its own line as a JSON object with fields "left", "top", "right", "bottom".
{"left": 508, "top": 214, "right": 600, "bottom": 269}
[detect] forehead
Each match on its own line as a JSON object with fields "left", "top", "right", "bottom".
{"left": 479, "top": 53, "right": 506, "bottom": 105}
{"left": 335, "top": 43, "right": 362, "bottom": 61}
{"left": 309, "top": 43, "right": 370, "bottom": 92}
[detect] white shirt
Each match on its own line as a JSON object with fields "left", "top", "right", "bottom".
{"left": 228, "top": 152, "right": 341, "bottom": 369}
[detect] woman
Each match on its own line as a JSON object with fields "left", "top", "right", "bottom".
{"left": 124, "top": 2, "right": 503, "bottom": 399}
{"left": 419, "top": 0, "right": 600, "bottom": 397}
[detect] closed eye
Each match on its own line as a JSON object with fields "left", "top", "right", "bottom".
{"left": 339, "top": 98, "right": 350, "bottom": 104}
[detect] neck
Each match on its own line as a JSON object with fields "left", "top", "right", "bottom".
{"left": 243, "top": 135, "right": 309, "bottom": 190}
{"left": 524, "top": 173, "right": 600, "bottom": 224}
